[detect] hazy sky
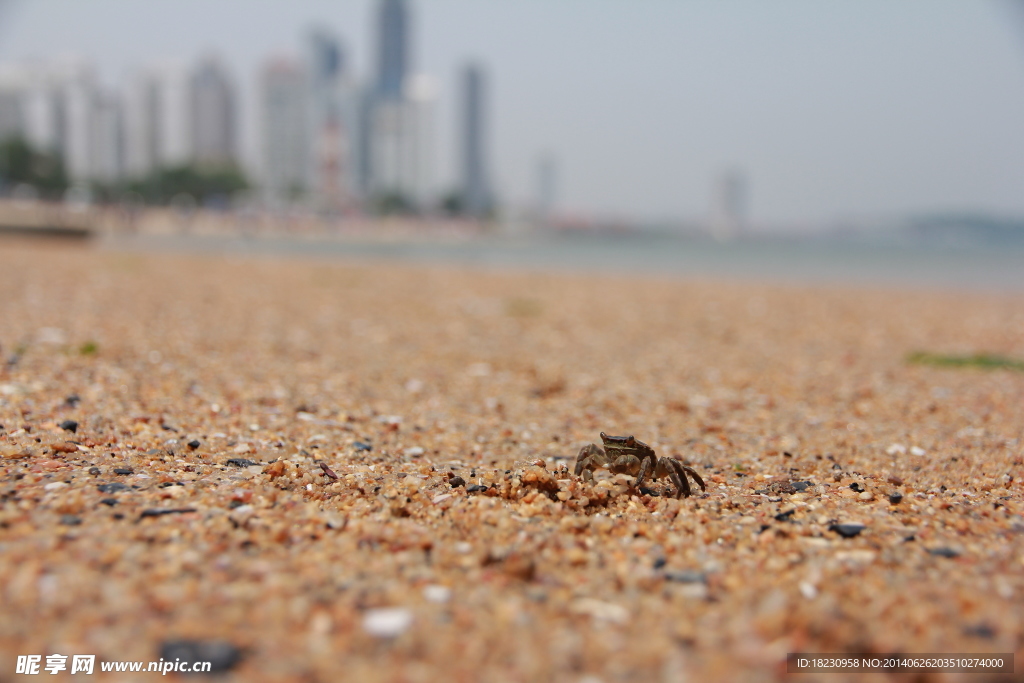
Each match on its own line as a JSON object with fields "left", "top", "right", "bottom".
{"left": 2, "top": 0, "right": 1024, "bottom": 228}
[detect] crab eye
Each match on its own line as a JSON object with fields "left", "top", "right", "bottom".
{"left": 599, "top": 432, "right": 607, "bottom": 439}
{"left": 625, "top": 436, "right": 635, "bottom": 446}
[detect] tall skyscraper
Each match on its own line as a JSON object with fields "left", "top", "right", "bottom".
{"left": 260, "top": 58, "right": 308, "bottom": 204}
{"left": 710, "top": 168, "right": 747, "bottom": 241}
{"left": 460, "top": 63, "right": 491, "bottom": 217}
{"left": 376, "top": 0, "right": 409, "bottom": 100}
{"left": 190, "top": 56, "right": 236, "bottom": 167}
{"left": 123, "top": 70, "right": 160, "bottom": 178}
{"left": 307, "top": 28, "right": 360, "bottom": 212}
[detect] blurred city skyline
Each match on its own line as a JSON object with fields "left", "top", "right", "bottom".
{"left": 1, "top": 0, "right": 1024, "bottom": 230}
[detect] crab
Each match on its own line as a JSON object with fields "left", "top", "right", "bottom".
{"left": 574, "top": 432, "right": 706, "bottom": 498}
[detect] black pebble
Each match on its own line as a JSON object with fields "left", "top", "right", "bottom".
{"left": 791, "top": 481, "right": 812, "bottom": 492}
{"left": 113, "top": 513, "right": 124, "bottom": 520}
{"left": 99, "top": 498, "right": 118, "bottom": 506}
{"left": 963, "top": 623, "right": 997, "bottom": 639}
{"left": 353, "top": 441, "right": 373, "bottom": 452}
{"left": 140, "top": 508, "right": 197, "bottom": 518}
{"left": 664, "top": 570, "right": 706, "bottom": 584}
{"left": 59, "top": 514, "right": 82, "bottom": 525}
{"left": 64, "top": 394, "right": 81, "bottom": 407}
{"left": 59, "top": 420, "right": 78, "bottom": 433}
{"left": 829, "top": 523, "right": 866, "bottom": 538}
{"left": 228, "top": 500, "right": 245, "bottom": 509}
{"left": 449, "top": 475, "right": 466, "bottom": 488}
{"left": 889, "top": 492, "right": 904, "bottom": 505}
{"left": 97, "top": 482, "right": 129, "bottom": 494}
{"left": 639, "top": 486, "right": 660, "bottom": 497}
{"left": 849, "top": 482, "right": 864, "bottom": 493}
{"left": 466, "top": 484, "right": 488, "bottom": 493}
{"left": 88, "top": 467, "right": 101, "bottom": 476}
{"left": 775, "top": 509, "right": 796, "bottom": 521}
{"left": 225, "top": 459, "right": 258, "bottom": 467}
{"left": 187, "top": 440, "right": 201, "bottom": 450}
{"left": 652, "top": 557, "right": 667, "bottom": 570}
{"left": 113, "top": 468, "right": 134, "bottom": 475}
{"left": 927, "top": 547, "right": 960, "bottom": 558}
{"left": 159, "top": 640, "right": 242, "bottom": 674}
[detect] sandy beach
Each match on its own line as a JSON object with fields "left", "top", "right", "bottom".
{"left": 1, "top": 240, "right": 1022, "bottom": 681}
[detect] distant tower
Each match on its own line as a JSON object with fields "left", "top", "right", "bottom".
{"left": 710, "top": 168, "right": 747, "bottom": 241}
{"left": 537, "top": 153, "right": 556, "bottom": 225}
{"left": 376, "top": 0, "right": 409, "bottom": 100}
{"left": 260, "top": 58, "right": 308, "bottom": 205}
{"left": 307, "top": 28, "right": 350, "bottom": 212}
{"left": 460, "top": 63, "right": 491, "bottom": 217}
{"left": 190, "top": 56, "right": 236, "bottom": 167}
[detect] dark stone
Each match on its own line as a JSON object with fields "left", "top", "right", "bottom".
{"left": 187, "top": 440, "right": 201, "bottom": 450}
{"left": 775, "top": 509, "right": 796, "bottom": 521}
{"left": 97, "top": 482, "right": 129, "bottom": 494}
{"left": 849, "top": 482, "right": 864, "bottom": 493}
{"left": 448, "top": 475, "right": 466, "bottom": 488}
{"left": 113, "top": 468, "right": 134, "bottom": 476}
{"left": 829, "top": 523, "right": 866, "bottom": 538}
{"left": 59, "top": 420, "right": 78, "bottom": 433}
{"left": 664, "top": 570, "right": 706, "bottom": 584}
{"left": 791, "top": 481, "right": 812, "bottom": 492}
{"left": 225, "top": 459, "right": 258, "bottom": 468}
{"left": 158, "top": 481, "right": 182, "bottom": 488}
{"left": 228, "top": 500, "right": 244, "bottom": 509}
{"left": 99, "top": 498, "right": 118, "bottom": 507}
{"left": 927, "top": 547, "right": 960, "bottom": 558}
{"left": 88, "top": 467, "right": 101, "bottom": 475}
{"left": 889, "top": 492, "right": 904, "bottom": 505}
{"left": 140, "top": 508, "right": 198, "bottom": 518}
{"left": 639, "top": 486, "right": 660, "bottom": 497}
{"left": 652, "top": 557, "right": 667, "bottom": 570}
{"left": 158, "top": 640, "right": 242, "bottom": 674}
{"left": 963, "top": 623, "right": 997, "bottom": 639}
{"left": 353, "top": 441, "right": 373, "bottom": 452}
{"left": 59, "top": 514, "right": 82, "bottom": 525}
{"left": 64, "top": 394, "right": 81, "bottom": 407}
{"left": 466, "top": 485, "right": 489, "bottom": 493}
{"left": 161, "top": 423, "right": 178, "bottom": 432}
{"left": 113, "top": 513, "right": 124, "bottom": 520}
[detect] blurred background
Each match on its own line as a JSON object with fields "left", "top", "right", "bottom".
{"left": 0, "top": 0, "right": 1023, "bottom": 250}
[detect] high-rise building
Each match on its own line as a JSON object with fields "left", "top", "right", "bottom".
{"left": 91, "top": 91, "right": 123, "bottom": 184}
{"left": 306, "top": 28, "right": 360, "bottom": 212}
{"left": 190, "top": 56, "right": 236, "bottom": 167}
{"left": 460, "top": 63, "right": 491, "bottom": 217}
{"left": 710, "top": 168, "right": 747, "bottom": 241}
{"left": 376, "top": 0, "right": 409, "bottom": 100}
{"left": 123, "top": 70, "right": 160, "bottom": 178}
{"left": 260, "top": 58, "right": 308, "bottom": 204}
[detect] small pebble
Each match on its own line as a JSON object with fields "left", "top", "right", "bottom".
{"left": 927, "top": 547, "right": 960, "bottom": 558}
{"left": 159, "top": 640, "right": 242, "bottom": 673}
{"left": 59, "top": 420, "right": 78, "bottom": 433}
{"left": 466, "top": 484, "right": 488, "bottom": 493}
{"left": 363, "top": 608, "right": 413, "bottom": 638}
{"left": 889, "top": 492, "right": 904, "bottom": 505}
{"left": 448, "top": 475, "right": 466, "bottom": 488}
{"left": 88, "top": 467, "right": 101, "bottom": 475}
{"left": 113, "top": 468, "right": 134, "bottom": 476}
{"left": 353, "top": 441, "right": 373, "bottom": 452}
{"left": 830, "top": 523, "right": 866, "bottom": 538}
{"left": 59, "top": 514, "right": 81, "bottom": 525}
{"left": 422, "top": 585, "right": 452, "bottom": 603}
{"left": 226, "top": 458, "right": 258, "bottom": 468}
{"left": 140, "top": 508, "right": 198, "bottom": 518}
{"left": 99, "top": 498, "right": 118, "bottom": 506}
{"left": 664, "top": 570, "right": 706, "bottom": 584}
{"left": 97, "top": 482, "right": 129, "bottom": 494}
{"left": 187, "top": 440, "right": 201, "bottom": 450}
